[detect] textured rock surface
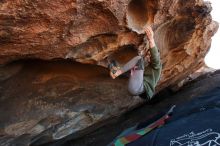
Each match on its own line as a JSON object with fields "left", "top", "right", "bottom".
{"left": 0, "top": 0, "right": 219, "bottom": 145}
{"left": 0, "top": 0, "right": 218, "bottom": 89}
{"left": 63, "top": 70, "right": 220, "bottom": 146}
{"left": 0, "top": 61, "right": 144, "bottom": 146}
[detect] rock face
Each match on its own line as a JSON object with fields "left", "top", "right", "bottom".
{"left": 0, "top": 0, "right": 218, "bottom": 145}
{"left": 0, "top": 0, "right": 218, "bottom": 88}
{"left": 64, "top": 70, "right": 220, "bottom": 146}
{"left": 0, "top": 61, "right": 144, "bottom": 146}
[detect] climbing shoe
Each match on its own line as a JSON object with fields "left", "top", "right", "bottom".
{"left": 108, "top": 60, "right": 120, "bottom": 74}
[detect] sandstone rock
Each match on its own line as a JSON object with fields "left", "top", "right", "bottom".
{"left": 0, "top": 0, "right": 218, "bottom": 89}
{"left": 0, "top": 63, "right": 23, "bottom": 81}
{"left": 0, "top": 61, "right": 143, "bottom": 146}
{"left": 0, "top": 0, "right": 218, "bottom": 145}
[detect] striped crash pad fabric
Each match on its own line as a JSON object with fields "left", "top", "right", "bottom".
{"left": 112, "top": 113, "right": 171, "bottom": 146}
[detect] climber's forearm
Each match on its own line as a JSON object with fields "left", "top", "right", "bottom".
{"left": 144, "top": 26, "right": 161, "bottom": 69}
{"left": 149, "top": 41, "right": 161, "bottom": 69}
{"left": 149, "top": 39, "right": 156, "bottom": 49}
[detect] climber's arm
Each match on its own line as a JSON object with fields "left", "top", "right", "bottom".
{"left": 145, "top": 26, "right": 161, "bottom": 69}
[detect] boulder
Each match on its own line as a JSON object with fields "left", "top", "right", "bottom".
{"left": 0, "top": 0, "right": 218, "bottom": 145}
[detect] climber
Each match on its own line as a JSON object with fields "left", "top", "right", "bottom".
{"left": 109, "top": 26, "right": 162, "bottom": 100}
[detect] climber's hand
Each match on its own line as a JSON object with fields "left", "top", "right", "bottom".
{"left": 145, "top": 26, "right": 156, "bottom": 48}
{"left": 145, "top": 26, "right": 154, "bottom": 41}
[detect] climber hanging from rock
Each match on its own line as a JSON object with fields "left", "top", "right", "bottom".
{"left": 108, "top": 26, "right": 162, "bottom": 100}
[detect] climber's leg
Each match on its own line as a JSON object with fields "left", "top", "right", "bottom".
{"left": 120, "top": 56, "right": 143, "bottom": 73}
{"left": 127, "top": 57, "right": 145, "bottom": 95}
{"left": 128, "top": 71, "right": 144, "bottom": 96}
{"left": 109, "top": 56, "right": 144, "bottom": 79}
